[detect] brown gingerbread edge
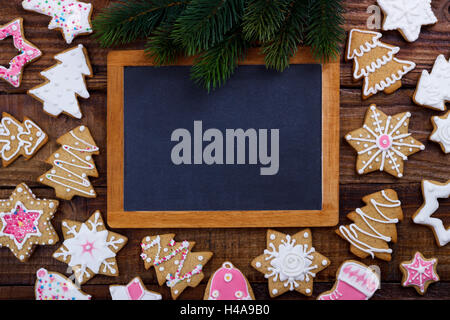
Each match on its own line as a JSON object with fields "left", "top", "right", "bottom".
{"left": 399, "top": 251, "right": 440, "bottom": 295}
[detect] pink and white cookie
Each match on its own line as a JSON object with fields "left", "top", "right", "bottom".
{"left": 35, "top": 268, "right": 91, "bottom": 300}
{"left": 109, "top": 277, "right": 162, "bottom": 300}
{"left": 400, "top": 252, "right": 439, "bottom": 295}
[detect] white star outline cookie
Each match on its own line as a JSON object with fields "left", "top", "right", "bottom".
{"left": 430, "top": 111, "right": 450, "bottom": 153}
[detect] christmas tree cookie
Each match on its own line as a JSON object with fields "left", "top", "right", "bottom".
{"left": 22, "top": 0, "right": 93, "bottom": 44}
{"left": 337, "top": 189, "right": 403, "bottom": 261}
{"left": 0, "top": 183, "right": 59, "bottom": 262}
{"left": 400, "top": 252, "right": 439, "bottom": 295}
{"left": 35, "top": 268, "right": 92, "bottom": 300}
{"left": 0, "top": 112, "right": 47, "bottom": 167}
{"left": 251, "top": 229, "right": 330, "bottom": 298}
{"left": 38, "top": 125, "right": 99, "bottom": 200}
{"left": 140, "top": 234, "right": 213, "bottom": 300}
{"left": 346, "top": 29, "right": 415, "bottom": 99}
{"left": 430, "top": 112, "right": 450, "bottom": 154}
{"left": 53, "top": 211, "right": 127, "bottom": 285}
{"left": 28, "top": 44, "right": 92, "bottom": 119}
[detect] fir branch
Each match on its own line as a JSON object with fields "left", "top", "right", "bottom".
{"left": 145, "top": 25, "right": 185, "bottom": 65}
{"left": 92, "top": 0, "right": 188, "bottom": 47}
{"left": 172, "top": 0, "right": 245, "bottom": 55}
{"left": 191, "top": 32, "right": 249, "bottom": 91}
{"left": 306, "top": 0, "right": 345, "bottom": 62}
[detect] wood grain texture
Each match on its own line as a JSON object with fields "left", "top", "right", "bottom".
{"left": 0, "top": 0, "right": 449, "bottom": 300}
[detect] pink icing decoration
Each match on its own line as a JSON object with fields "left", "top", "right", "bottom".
{"left": 3, "top": 204, "right": 40, "bottom": 244}
{"left": 0, "top": 19, "right": 42, "bottom": 87}
{"left": 208, "top": 262, "right": 251, "bottom": 300}
{"left": 401, "top": 252, "right": 439, "bottom": 293}
{"left": 377, "top": 134, "right": 392, "bottom": 150}
{"left": 127, "top": 279, "right": 144, "bottom": 300}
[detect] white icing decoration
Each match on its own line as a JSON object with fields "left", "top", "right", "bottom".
{"left": 272, "top": 289, "right": 278, "bottom": 295}
{"left": 430, "top": 112, "right": 450, "bottom": 153}
{"left": 255, "top": 262, "right": 261, "bottom": 268}
{"left": 109, "top": 277, "right": 162, "bottom": 300}
{"left": 35, "top": 268, "right": 91, "bottom": 300}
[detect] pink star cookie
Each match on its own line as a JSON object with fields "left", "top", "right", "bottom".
{"left": 400, "top": 251, "right": 439, "bottom": 295}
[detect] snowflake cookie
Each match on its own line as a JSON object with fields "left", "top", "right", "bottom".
{"left": 53, "top": 211, "right": 127, "bottom": 285}
{"left": 377, "top": 0, "right": 437, "bottom": 42}
{"left": 35, "top": 268, "right": 91, "bottom": 300}
{"left": 400, "top": 252, "right": 439, "bottom": 295}
{"left": 430, "top": 111, "right": 450, "bottom": 153}
{"left": 0, "top": 183, "right": 58, "bottom": 262}
{"left": 251, "top": 229, "right": 330, "bottom": 298}
{"left": 22, "top": 0, "right": 93, "bottom": 44}
{"left": 109, "top": 277, "right": 162, "bottom": 300}
{"left": 346, "top": 105, "right": 425, "bottom": 178}
{"left": 0, "top": 18, "right": 42, "bottom": 88}
{"left": 413, "top": 180, "right": 450, "bottom": 247}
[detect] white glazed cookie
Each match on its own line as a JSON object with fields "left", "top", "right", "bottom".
{"left": 377, "top": 0, "right": 437, "bottom": 42}
{"left": 35, "top": 268, "right": 92, "bottom": 300}
{"left": 22, "top": 0, "right": 93, "bottom": 44}
{"left": 413, "top": 180, "right": 450, "bottom": 247}
{"left": 414, "top": 54, "right": 450, "bottom": 111}
{"left": 430, "top": 111, "right": 450, "bottom": 153}
{"left": 109, "top": 277, "right": 162, "bottom": 300}
{"left": 53, "top": 211, "right": 128, "bottom": 285}
{"left": 28, "top": 44, "right": 92, "bottom": 119}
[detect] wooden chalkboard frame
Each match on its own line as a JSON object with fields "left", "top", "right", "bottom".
{"left": 107, "top": 48, "right": 339, "bottom": 228}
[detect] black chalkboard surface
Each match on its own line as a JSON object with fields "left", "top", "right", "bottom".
{"left": 123, "top": 64, "right": 322, "bottom": 211}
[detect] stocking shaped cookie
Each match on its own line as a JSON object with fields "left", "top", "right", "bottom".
{"left": 35, "top": 268, "right": 91, "bottom": 300}
{"left": 140, "top": 234, "right": 213, "bottom": 299}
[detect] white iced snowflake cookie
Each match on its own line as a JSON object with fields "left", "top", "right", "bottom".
{"left": 35, "top": 268, "right": 92, "bottom": 300}
{"left": 430, "top": 111, "right": 450, "bottom": 154}
{"left": 22, "top": 0, "right": 93, "bottom": 44}
{"left": 109, "top": 277, "right": 162, "bottom": 300}
{"left": 28, "top": 44, "right": 92, "bottom": 119}
{"left": 377, "top": 0, "right": 437, "bottom": 42}
{"left": 414, "top": 54, "right": 450, "bottom": 111}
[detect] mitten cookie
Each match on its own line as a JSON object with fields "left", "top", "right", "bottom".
{"left": 337, "top": 189, "right": 403, "bottom": 261}
{"left": 22, "top": 0, "right": 93, "bottom": 44}
{"left": 53, "top": 211, "right": 127, "bottom": 285}
{"left": 345, "top": 105, "right": 424, "bottom": 178}
{"left": 110, "top": 277, "right": 162, "bottom": 300}
{"left": 251, "top": 229, "right": 329, "bottom": 298}
{"left": 35, "top": 268, "right": 91, "bottom": 300}
{"left": 0, "top": 183, "right": 58, "bottom": 262}
{"left": 0, "top": 112, "right": 47, "bottom": 167}
{"left": 430, "top": 111, "right": 450, "bottom": 154}
{"left": 0, "top": 18, "right": 42, "bottom": 87}
{"left": 140, "top": 234, "right": 213, "bottom": 300}
{"left": 400, "top": 252, "right": 439, "bottom": 295}
{"left": 28, "top": 44, "right": 92, "bottom": 119}
{"left": 38, "top": 125, "right": 99, "bottom": 200}
{"left": 346, "top": 29, "right": 415, "bottom": 99}
{"left": 204, "top": 261, "right": 254, "bottom": 300}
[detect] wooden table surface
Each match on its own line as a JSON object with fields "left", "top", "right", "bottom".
{"left": 0, "top": 0, "right": 449, "bottom": 300}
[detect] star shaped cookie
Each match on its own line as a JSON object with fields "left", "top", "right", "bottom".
{"left": 53, "top": 211, "right": 128, "bottom": 284}
{"left": 251, "top": 229, "right": 329, "bottom": 298}
{"left": 109, "top": 277, "right": 162, "bottom": 300}
{"left": 430, "top": 111, "right": 450, "bottom": 154}
{"left": 0, "top": 18, "right": 42, "bottom": 87}
{"left": 377, "top": 0, "right": 437, "bottom": 42}
{"left": 400, "top": 252, "right": 439, "bottom": 295}
{"left": 346, "top": 105, "right": 425, "bottom": 178}
{"left": 0, "top": 183, "right": 58, "bottom": 262}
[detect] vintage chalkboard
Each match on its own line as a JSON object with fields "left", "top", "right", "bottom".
{"left": 107, "top": 48, "right": 339, "bottom": 228}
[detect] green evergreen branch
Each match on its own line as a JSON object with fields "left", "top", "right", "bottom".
{"left": 145, "top": 25, "right": 185, "bottom": 65}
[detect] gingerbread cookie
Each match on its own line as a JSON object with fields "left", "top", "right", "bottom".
{"left": 53, "top": 211, "right": 127, "bottom": 285}
{"left": 35, "top": 268, "right": 91, "bottom": 300}
{"left": 0, "top": 112, "right": 47, "bottom": 167}
{"left": 377, "top": 0, "right": 437, "bottom": 42}
{"left": 204, "top": 261, "right": 254, "bottom": 300}
{"left": 38, "top": 125, "right": 99, "bottom": 200}
{"left": 140, "top": 234, "right": 213, "bottom": 300}
{"left": 251, "top": 229, "right": 329, "bottom": 298}
{"left": 22, "top": 0, "right": 93, "bottom": 44}
{"left": 109, "top": 277, "right": 162, "bottom": 300}
{"left": 346, "top": 29, "right": 415, "bottom": 99}
{"left": 430, "top": 111, "right": 450, "bottom": 154}
{"left": 413, "top": 180, "right": 450, "bottom": 247}
{"left": 0, "top": 183, "right": 58, "bottom": 262}
{"left": 0, "top": 18, "right": 42, "bottom": 88}
{"left": 400, "top": 252, "right": 439, "bottom": 295}
{"left": 28, "top": 44, "right": 92, "bottom": 119}
{"left": 346, "top": 105, "right": 425, "bottom": 178}
{"left": 318, "top": 260, "right": 380, "bottom": 300}
{"left": 414, "top": 54, "right": 450, "bottom": 111}
{"left": 337, "top": 189, "right": 403, "bottom": 261}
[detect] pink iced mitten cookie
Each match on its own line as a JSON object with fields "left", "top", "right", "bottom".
{"left": 28, "top": 44, "right": 92, "bottom": 119}
{"left": 204, "top": 262, "right": 254, "bottom": 300}
{"left": 251, "top": 229, "right": 330, "bottom": 298}
{"left": 22, "top": 0, "right": 93, "bottom": 44}
{"left": 109, "top": 277, "right": 162, "bottom": 300}
{"left": 400, "top": 252, "right": 439, "bottom": 295}
{"left": 140, "top": 234, "right": 213, "bottom": 300}
{"left": 53, "top": 211, "right": 127, "bottom": 285}
{"left": 317, "top": 260, "right": 380, "bottom": 300}
{"left": 345, "top": 105, "right": 425, "bottom": 178}
{"left": 35, "top": 268, "right": 91, "bottom": 300}
{"left": 346, "top": 29, "right": 415, "bottom": 100}
{"left": 430, "top": 112, "right": 450, "bottom": 154}
{"left": 0, "top": 18, "right": 42, "bottom": 88}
